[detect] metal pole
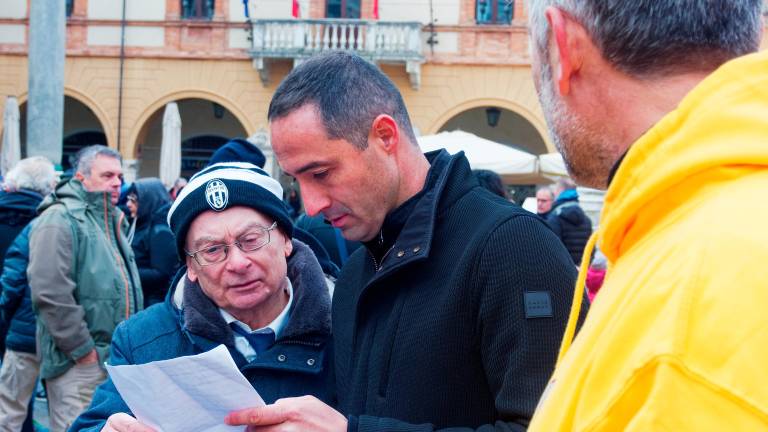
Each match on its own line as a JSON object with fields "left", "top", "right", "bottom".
{"left": 117, "top": 0, "right": 127, "bottom": 152}
{"left": 27, "top": 0, "right": 66, "bottom": 164}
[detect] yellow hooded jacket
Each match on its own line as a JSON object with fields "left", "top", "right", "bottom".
{"left": 530, "top": 50, "right": 768, "bottom": 431}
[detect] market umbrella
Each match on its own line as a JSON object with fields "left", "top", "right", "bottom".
{"left": 417, "top": 130, "right": 540, "bottom": 184}
{"left": 1, "top": 96, "right": 21, "bottom": 177}
{"left": 159, "top": 102, "right": 182, "bottom": 189}
{"left": 538, "top": 152, "right": 568, "bottom": 179}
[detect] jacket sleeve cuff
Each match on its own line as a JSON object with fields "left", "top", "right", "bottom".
{"left": 69, "top": 339, "right": 95, "bottom": 361}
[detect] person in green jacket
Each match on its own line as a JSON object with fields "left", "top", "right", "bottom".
{"left": 28, "top": 145, "right": 142, "bottom": 432}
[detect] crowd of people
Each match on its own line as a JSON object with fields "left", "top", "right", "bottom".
{"left": 0, "top": 0, "right": 767, "bottom": 430}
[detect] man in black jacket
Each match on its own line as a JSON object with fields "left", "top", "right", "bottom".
{"left": 226, "top": 52, "right": 585, "bottom": 432}
{"left": 545, "top": 178, "right": 592, "bottom": 265}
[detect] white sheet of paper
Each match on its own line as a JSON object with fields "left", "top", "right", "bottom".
{"left": 106, "top": 344, "right": 265, "bottom": 432}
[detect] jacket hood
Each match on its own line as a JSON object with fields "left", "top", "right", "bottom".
{"left": 599, "top": 50, "right": 768, "bottom": 262}
{"left": 130, "top": 178, "right": 171, "bottom": 226}
{"left": 555, "top": 189, "right": 578, "bottom": 203}
{"left": 0, "top": 190, "right": 43, "bottom": 224}
{"left": 558, "top": 205, "right": 587, "bottom": 226}
{"left": 552, "top": 192, "right": 584, "bottom": 226}
{"left": 167, "top": 239, "right": 331, "bottom": 347}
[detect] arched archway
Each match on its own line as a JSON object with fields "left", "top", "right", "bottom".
{"left": 17, "top": 93, "right": 109, "bottom": 167}
{"left": 180, "top": 134, "right": 230, "bottom": 178}
{"left": 429, "top": 98, "right": 554, "bottom": 155}
{"left": 129, "top": 90, "right": 254, "bottom": 160}
{"left": 134, "top": 98, "right": 249, "bottom": 179}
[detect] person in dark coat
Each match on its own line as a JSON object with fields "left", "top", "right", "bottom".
{"left": 546, "top": 178, "right": 593, "bottom": 265}
{"left": 71, "top": 162, "right": 333, "bottom": 432}
{"left": 0, "top": 175, "right": 43, "bottom": 357}
{"left": 126, "top": 178, "right": 180, "bottom": 307}
{"left": 292, "top": 226, "right": 340, "bottom": 280}
{"left": 227, "top": 51, "right": 586, "bottom": 432}
{"left": 0, "top": 224, "right": 38, "bottom": 432}
{"left": 473, "top": 169, "right": 509, "bottom": 200}
{"left": 0, "top": 156, "right": 57, "bottom": 431}
{"left": 0, "top": 157, "right": 56, "bottom": 271}
{"left": 295, "top": 212, "right": 361, "bottom": 269}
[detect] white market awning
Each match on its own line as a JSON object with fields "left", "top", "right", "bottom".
{"left": 417, "top": 130, "right": 542, "bottom": 184}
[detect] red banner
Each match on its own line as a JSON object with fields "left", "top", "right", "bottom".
{"left": 373, "top": 0, "right": 379, "bottom": 19}
{"left": 292, "top": 0, "right": 300, "bottom": 18}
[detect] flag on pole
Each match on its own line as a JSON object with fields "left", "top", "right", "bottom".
{"left": 373, "top": 0, "right": 379, "bottom": 19}
{"left": 292, "top": 0, "right": 300, "bottom": 18}
{"left": 242, "top": 0, "right": 249, "bottom": 18}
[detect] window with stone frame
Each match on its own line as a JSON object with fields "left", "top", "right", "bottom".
{"left": 181, "top": 0, "right": 215, "bottom": 20}
{"left": 326, "top": 0, "right": 361, "bottom": 18}
{"left": 476, "top": 0, "right": 513, "bottom": 24}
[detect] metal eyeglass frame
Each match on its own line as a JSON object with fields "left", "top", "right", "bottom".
{"left": 185, "top": 221, "right": 278, "bottom": 266}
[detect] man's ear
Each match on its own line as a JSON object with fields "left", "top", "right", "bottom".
{"left": 186, "top": 256, "right": 199, "bottom": 282}
{"left": 369, "top": 114, "right": 399, "bottom": 154}
{"left": 284, "top": 235, "right": 294, "bottom": 258}
{"left": 545, "top": 6, "right": 580, "bottom": 96}
{"left": 74, "top": 171, "right": 85, "bottom": 182}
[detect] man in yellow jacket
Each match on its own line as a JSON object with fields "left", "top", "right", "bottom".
{"left": 526, "top": 0, "right": 768, "bottom": 430}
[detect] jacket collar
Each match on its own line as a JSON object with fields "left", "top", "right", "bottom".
{"left": 369, "top": 149, "right": 474, "bottom": 279}
{"left": 38, "top": 178, "right": 117, "bottom": 221}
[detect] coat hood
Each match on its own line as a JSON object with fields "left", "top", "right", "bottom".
{"left": 598, "top": 50, "right": 768, "bottom": 263}
{"left": 0, "top": 189, "right": 43, "bottom": 225}
{"left": 130, "top": 178, "right": 171, "bottom": 226}
{"left": 552, "top": 192, "right": 586, "bottom": 226}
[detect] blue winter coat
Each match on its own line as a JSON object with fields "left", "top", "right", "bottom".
{"left": 0, "top": 189, "right": 42, "bottom": 354}
{"left": 71, "top": 240, "right": 334, "bottom": 431}
{"left": 0, "top": 222, "right": 36, "bottom": 353}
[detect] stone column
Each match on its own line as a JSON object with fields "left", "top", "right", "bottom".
{"left": 27, "top": 0, "right": 66, "bottom": 165}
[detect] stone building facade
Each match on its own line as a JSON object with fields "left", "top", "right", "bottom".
{"left": 1, "top": 0, "right": 764, "bottom": 181}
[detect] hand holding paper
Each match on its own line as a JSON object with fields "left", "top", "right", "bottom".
{"left": 106, "top": 345, "right": 265, "bottom": 432}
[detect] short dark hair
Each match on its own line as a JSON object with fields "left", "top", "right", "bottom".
{"left": 268, "top": 51, "right": 417, "bottom": 150}
{"left": 529, "top": 0, "right": 764, "bottom": 77}
{"left": 473, "top": 169, "right": 508, "bottom": 199}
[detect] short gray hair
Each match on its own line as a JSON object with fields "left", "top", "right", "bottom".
{"left": 75, "top": 145, "right": 122, "bottom": 177}
{"left": 4, "top": 156, "right": 57, "bottom": 196}
{"left": 536, "top": 185, "right": 553, "bottom": 196}
{"left": 528, "top": 0, "right": 764, "bottom": 77}
{"left": 268, "top": 51, "right": 418, "bottom": 150}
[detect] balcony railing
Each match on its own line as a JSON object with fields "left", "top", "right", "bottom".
{"left": 249, "top": 19, "right": 424, "bottom": 89}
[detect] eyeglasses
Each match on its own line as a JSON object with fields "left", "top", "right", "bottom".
{"left": 185, "top": 222, "right": 278, "bottom": 266}
{"left": 126, "top": 193, "right": 137, "bottom": 203}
